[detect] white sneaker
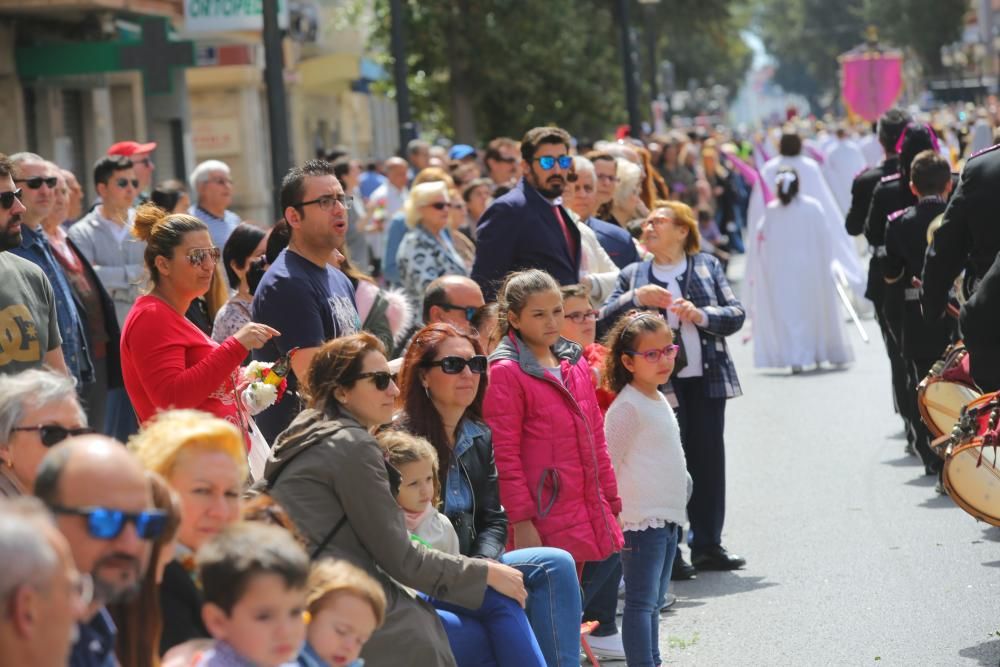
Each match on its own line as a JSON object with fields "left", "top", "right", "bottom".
{"left": 586, "top": 632, "right": 626, "bottom": 660}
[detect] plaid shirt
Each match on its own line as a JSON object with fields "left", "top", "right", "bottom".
{"left": 599, "top": 253, "right": 745, "bottom": 399}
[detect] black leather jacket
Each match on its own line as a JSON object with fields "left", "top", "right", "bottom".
{"left": 445, "top": 421, "right": 508, "bottom": 560}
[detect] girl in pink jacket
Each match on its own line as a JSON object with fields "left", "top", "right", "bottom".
{"left": 484, "top": 268, "right": 625, "bottom": 645}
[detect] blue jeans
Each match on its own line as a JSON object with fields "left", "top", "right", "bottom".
{"left": 501, "top": 547, "right": 581, "bottom": 667}
{"left": 621, "top": 525, "right": 678, "bottom": 667}
{"left": 431, "top": 587, "right": 545, "bottom": 667}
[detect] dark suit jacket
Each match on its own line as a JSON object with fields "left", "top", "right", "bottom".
{"left": 586, "top": 216, "right": 640, "bottom": 269}
{"left": 960, "top": 249, "right": 1000, "bottom": 391}
{"left": 846, "top": 155, "right": 898, "bottom": 236}
{"left": 923, "top": 144, "right": 1000, "bottom": 321}
{"left": 159, "top": 559, "right": 208, "bottom": 656}
{"left": 66, "top": 236, "right": 122, "bottom": 388}
{"left": 471, "top": 179, "right": 581, "bottom": 300}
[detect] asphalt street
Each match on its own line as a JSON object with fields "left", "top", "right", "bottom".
{"left": 648, "top": 265, "right": 1000, "bottom": 666}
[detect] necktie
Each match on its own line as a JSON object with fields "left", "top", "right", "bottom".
{"left": 551, "top": 205, "right": 576, "bottom": 261}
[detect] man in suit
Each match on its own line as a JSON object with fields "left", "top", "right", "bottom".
{"left": 472, "top": 126, "right": 581, "bottom": 300}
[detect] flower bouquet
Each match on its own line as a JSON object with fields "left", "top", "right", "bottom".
{"left": 239, "top": 348, "right": 298, "bottom": 415}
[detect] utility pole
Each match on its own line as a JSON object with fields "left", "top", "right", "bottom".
{"left": 390, "top": 0, "right": 416, "bottom": 154}
{"left": 263, "top": 0, "right": 290, "bottom": 217}
{"left": 615, "top": 0, "right": 643, "bottom": 139}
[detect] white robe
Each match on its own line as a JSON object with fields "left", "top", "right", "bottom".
{"left": 747, "top": 154, "right": 866, "bottom": 299}
{"left": 749, "top": 196, "right": 854, "bottom": 369}
{"left": 823, "top": 139, "right": 868, "bottom": 215}
{"left": 859, "top": 133, "right": 883, "bottom": 168}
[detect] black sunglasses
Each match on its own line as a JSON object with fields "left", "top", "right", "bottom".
{"left": 356, "top": 371, "right": 397, "bottom": 391}
{"left": 424, "top": 355, "right": 488, "bottom": 375}
{"left": 49, "top": 505, "right": 168, "bottom": 541}
{"left": 116, "top": 178, "right": 140, "bottom": 189}
{"left": 439, "top": 303, "right": 478, "bottom": 321}
{"left": 0, "top": 188, "right": 22, "bottom": 210}
{"left": 15, "top": 176, "right": 58, "bottom": 190}
{"left": 11, "top": 424, "right": 95, "bottom": 447}
{"left": 426, "top": 201, "right": 451, "bottom": 211}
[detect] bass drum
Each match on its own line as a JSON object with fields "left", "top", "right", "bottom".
{"left": 917, "top": 343, "right": 981, "bottom": 440}
{"left": 942, "top": 391, "right": 1000, "bottom": 526}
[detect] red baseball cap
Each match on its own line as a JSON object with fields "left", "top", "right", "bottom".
{"left": 107, "top": 140, "right": 157, "bottom": 157}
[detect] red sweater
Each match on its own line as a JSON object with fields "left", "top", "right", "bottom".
{"left": 121, "top": 295, "right": 248, "bottom": 426}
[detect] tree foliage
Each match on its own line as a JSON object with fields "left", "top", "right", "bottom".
{"left": 362, "top": 0, "right": 752, "bottom": 144}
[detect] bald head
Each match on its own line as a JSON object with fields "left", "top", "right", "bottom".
{"left": 385, "top": 157, "right": 409, "bottom": 188}
{"left": 423, "top": 275, "right": 485, "bottom": 333}
{"left": 34, "top": 435, "right": 147, "bottom": 506}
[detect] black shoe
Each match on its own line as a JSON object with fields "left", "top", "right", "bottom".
{"left": 691, "top": 545, "right": 746, "bottom": 571}
{"left": 671, "top": 555, "right": 697, "bottom": 580}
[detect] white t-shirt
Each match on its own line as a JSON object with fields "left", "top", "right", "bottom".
{"left": 651, "top": 260, "right": 703, "bottom": 378}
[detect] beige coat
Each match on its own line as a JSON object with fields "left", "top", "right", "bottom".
{"left": 265, "top": 407, "right": 488, "bottom": 667}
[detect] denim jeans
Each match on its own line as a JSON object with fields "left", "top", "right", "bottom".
{"left": 430, "top": 587, "right": 545, "bottom": 667}
{"left": 501, "top": 547, "right": 581, "bottom": 667}
{"left": 581, "top": 552, "right": 622, "bottom": 637}
{"left": 621, "top": 524, "right": 678, "bottom": 667}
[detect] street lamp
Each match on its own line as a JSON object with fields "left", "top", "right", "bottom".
{"left": 638, "top": 0, "right": 662, "bottom": 105}
{"left": 615, "top": 0, "right": 643, "bottom": 139}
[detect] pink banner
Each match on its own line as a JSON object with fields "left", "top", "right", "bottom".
{"left": 840, "top": 52, "right": 903, "bottom": 122}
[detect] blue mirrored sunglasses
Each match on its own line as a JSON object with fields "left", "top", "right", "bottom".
{"left": 51, "top": 505, "right": 168, "bottom": 541}
{"left": 536, "top": 155, "right": 573, "bottom": 170}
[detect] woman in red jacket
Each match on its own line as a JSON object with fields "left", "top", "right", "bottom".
{"left": 120, "top": 204, "right": 278, "bottom": 429}
{"left": 484, "top": 268, "right": 626, "bottom": 656}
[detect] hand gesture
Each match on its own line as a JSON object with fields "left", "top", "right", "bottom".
{"left": 234, "top": 323, "right": 281, "bottom": 351}
{"left": 635, "top": 285, "right": 673, "bottom": 309}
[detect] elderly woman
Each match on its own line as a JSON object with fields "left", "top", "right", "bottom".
{"left": 120, "top": 204, "right": 278, "bottom": 428}
{"left": 264, "top": 332, "right": 526, "bottom": 666}
{"left": 396, "top": 323, "right": 583, "bottom": 667}
{"left": 128, "top": 409, "right": 247, "bottom": 654}
{"left": 608, "top": 160, "right": 647, "bottom": 230}
{"left": 188, "top": 160, "right": 241, "bottom": 249}
{"left": 0, "top": 369, "right": 91, "bottom": 497}
{"left": 600, "top": 200, "right": 746, "bottom": 575}
{"left": 396, "top": 181, "right": 469, "bottom": 314}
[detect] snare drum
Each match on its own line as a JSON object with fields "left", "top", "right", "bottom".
{"left": 917, "top": 343, "right": 981, "bottom": 439}
{"left": 941, "top": 391, "right": 1000, "bottom": 526}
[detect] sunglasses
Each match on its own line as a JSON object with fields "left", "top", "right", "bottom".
{"left": 426, "top": 201, "right": 452, "bottom": 210}
{"left": 0, "top": 188, "right": 22, "bottom": 210}
{"left": 15, "top": 176, "right": 58, "bottom": 190}
{"left": 356, "top": 370, "right": 397, "bottom": 391}
{"left": 115, "top": 178, "right": 140, "bottom": 189}
{"left": 294, "top": 195, "right": 353, "bottom": 211}
{"left": 424, "top": 355, "right": 488, "bottom": 375}
{"left": 626, "top": 345, "right": 679, "bottom": 363}
{"left": 11, "top": 424, "right": 95, "bottom": 447}
{"left": 565, "top": 309, "right": 598, "bottom": 324}
{"left": 535, "top": 155, "right": 573, "bottom": 171}
{"left": 186, "top": 246, "right": 222, "bottom": 266}
{"left": 50, "top": 505, "right": 168, "bottom": 541}
{"left": 496, "top": 156, "right": 518, "bottom": 164}
{"left": 439, "top": 303, "right": 479, "bottom": 321}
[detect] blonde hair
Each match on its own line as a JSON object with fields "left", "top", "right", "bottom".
{"left": 128, "top": 409, "right": 248, "bottom": 482}
{"left": 132, "top": 203, "right": 208, "bottom": 285}
{"left": 651, "top": 199, "right": 701, "bottom": 255}
{"left": 377, "top": 430, "right": 440, "bottom": 506}
{"left": 404, "top": 181, "right": 450, "bottom": 228}
{"left": 307, "top": 559, "right": 386, "bottom": 628}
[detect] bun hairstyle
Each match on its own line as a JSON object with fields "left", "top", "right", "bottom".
{"left": 495, "top": 268, "right": 561, "bottom": 339}
{"left": 132, "top": 202, "right": 208, "bottom": 285}
{"left": 775, "top": 168, "right": 800, "bottom": 206}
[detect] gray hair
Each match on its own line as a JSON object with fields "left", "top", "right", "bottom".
{"left": 0, "top": 369, "right": 85, "bottom": 445}
{"left": 571, "top": 156, "right": 595, "bottom": 181}
{"left": 613, "top": 160, "right": 643, "bottom": 209}
{"left": 190, "top": 160, "right": 232, "bottom": 195}
{"left": 0, "top": 497, "right": 59, "bottom": 606}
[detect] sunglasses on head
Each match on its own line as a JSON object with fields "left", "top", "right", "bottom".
{"left": 356, "top": 370, "right": 397, "bottom": 390}
{"left": 535, "top": 155, "right": 573, "bottom": 171}
{"left": 626, "top": 345, "right": 679, "bottom": 363}
{"left": 11, "top": 424, "right": 95, "bottom": 447}
{"left": 15, "top": 176, "right": 58, "bottom": 190}
{"left": 0, "top": 188, "right": 22, "bottom": 210}
{"left": 50, "top": 505, "right": 168, "bottom": 541}
{"left": 115, "top": 177, "right": 140, "bottom": 189}
{"left": 424, "top": 355, "right": 488, "bottom": 375}
{"left": 186, "top": 246, "right": 222, "bottom": 266}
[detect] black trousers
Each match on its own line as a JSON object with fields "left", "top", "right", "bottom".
{"left": 580, "top": 552, "right": 621, "bottom": 636}
{"left": 965, "top": 339, "right": 1000, "bottom": 393}
{"left": 673, "top": 376, "right": 728, "bottom": 549}
{"left": 876, "top": 302, "right": 916, "bottom": 445}
{"left": 906, "top": 356, "right": 943, "bottom": 474}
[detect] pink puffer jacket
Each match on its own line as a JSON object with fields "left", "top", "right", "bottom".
{"left": 485, "top": 332, "right": 624, "bottom": 563}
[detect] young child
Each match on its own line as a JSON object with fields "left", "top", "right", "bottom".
{"left": 193, "top": 522, "right": 310, "bottom": 667}
{"left": 298, "top": 559, "right": 386, "bottom": 667}
{"left": 378, "top": 429, "right": 546, "bottom": 667}
{"left": 484, "top": 269, "right": 625, "bottom": 651}
{"left": 602, "top": 312, "right": 691, "bottom": 667}
{"left": 560, "top": 283, "right": 615, "bottom": 413}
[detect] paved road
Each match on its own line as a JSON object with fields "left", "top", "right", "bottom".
{"left": 649, "top": 268, "right": 1000, "bottom": 666}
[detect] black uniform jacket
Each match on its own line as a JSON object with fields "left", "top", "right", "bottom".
{"left": 846, "top": 155, "right": 899, "bottom": 237}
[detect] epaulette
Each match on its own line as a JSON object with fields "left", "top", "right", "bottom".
{"left": 879, "top": 173, "right": 901, "bottom": 183}
{"left": 887, "top": 207, "right": 910, "bottom": 222}
{"left": 969, "top": 143, "right": 1000, "bottom": 160}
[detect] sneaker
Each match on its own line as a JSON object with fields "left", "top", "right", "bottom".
{"left": 660, "top": 593, "right": 677, "bottom": 612}
{"left": 586, "top": 632, "right": 626, "bottom": 660}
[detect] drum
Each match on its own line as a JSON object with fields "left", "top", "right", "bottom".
{"left": 917, "top": 343, "right": 981, "bottom": 440}
{"left": 942, "top": 391, "right": 1000, "bottom": 526}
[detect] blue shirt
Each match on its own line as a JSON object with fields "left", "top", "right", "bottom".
{"left": 359, "top": 171, "right": 387, "bottom": 199}
{"left": 189, "top": 205, "right": 242, "bottom": 249}
{"left": 442, "top": 419, "right": 488, "bottom": 516}
{"left": 298, "top": 642, "right": 364, "bottom": 667}
{"left": 11, "top": 224, "right": 93, "bottom": 385}
{"left": 69, "top": 608, "right": 117, "bottom": 667}
{"left": 252, "top": 249, "right": 360, "bottom": 441}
